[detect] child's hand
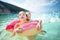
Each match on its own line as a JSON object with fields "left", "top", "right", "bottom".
{"left": 16, "top": 28, "right": 23, "bottom": 33}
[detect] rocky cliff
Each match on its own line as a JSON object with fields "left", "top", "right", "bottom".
{"left": 0, "top": 1, "right": 27, "bottom": 14}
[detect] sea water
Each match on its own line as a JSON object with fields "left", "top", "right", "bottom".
{"left": 0, "top": 12, "right": 60, "bottom": 40}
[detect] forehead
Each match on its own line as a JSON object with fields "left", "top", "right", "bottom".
{"left": 19, "top": 11, "right": 25, "bottom": 14}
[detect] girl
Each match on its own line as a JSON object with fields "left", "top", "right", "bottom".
{"left": 26, "top": 11, "right": 46, "bottom": 33}
{"left": 12, "top": 11, "right": 28, "bottom": 36}
{"left": 26, "top": 11, "right": 42, "bottom": 31}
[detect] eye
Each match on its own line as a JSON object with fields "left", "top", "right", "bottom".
{"left": 23, "top": 14, "right": 25, "bottom": 15}
{"left": 19, "top": 14, "right": 21, "bottom": 16}
{"left": 26, "top": 14, "right": 28, "bottom": 17}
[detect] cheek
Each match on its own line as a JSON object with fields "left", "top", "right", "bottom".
{"left": 28, "top": 16, "right": 30, "bottom": 18}
{"left": 19, "top": 16, "right": 21, "bottom": 18}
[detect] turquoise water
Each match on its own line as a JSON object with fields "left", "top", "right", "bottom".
{"left": 0, "top": 14, "right": 60, "bottom": 40}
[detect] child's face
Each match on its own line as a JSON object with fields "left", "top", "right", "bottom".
{"left": 19, "top": 11, "right": 26, "bottom": 21}
{"left": 26, "top": 12, "right": 31, "bottom": 21}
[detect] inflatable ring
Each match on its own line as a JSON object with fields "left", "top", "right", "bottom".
{"left": 6, "top": 20, "right": 20, "bottom": 32}
{"left": 6, "top": 20, "right": 41, "bottom": 36}
{"left": 16, "top": 21, "right": 40, "bottom": 36}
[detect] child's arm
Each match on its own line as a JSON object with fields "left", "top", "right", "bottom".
{"left": 36, "top": 20, "right": 42, "bottom": 31}
{"left": 11, "top": 23, "right": 18, "bottom": 37}
{"left": 14, "top": 23, "right": 19, "bottom": 29}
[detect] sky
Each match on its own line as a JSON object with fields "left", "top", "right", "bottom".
{"left": 1, "top": 0, "right": 60, "bottom": 13}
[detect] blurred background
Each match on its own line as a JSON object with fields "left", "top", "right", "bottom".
{"left": 0, "top": 0, "right": 60, "bottom": 40}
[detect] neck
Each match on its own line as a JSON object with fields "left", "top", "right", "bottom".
{"left": 20, "top": 20, "right": 26, "bottom": 23}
